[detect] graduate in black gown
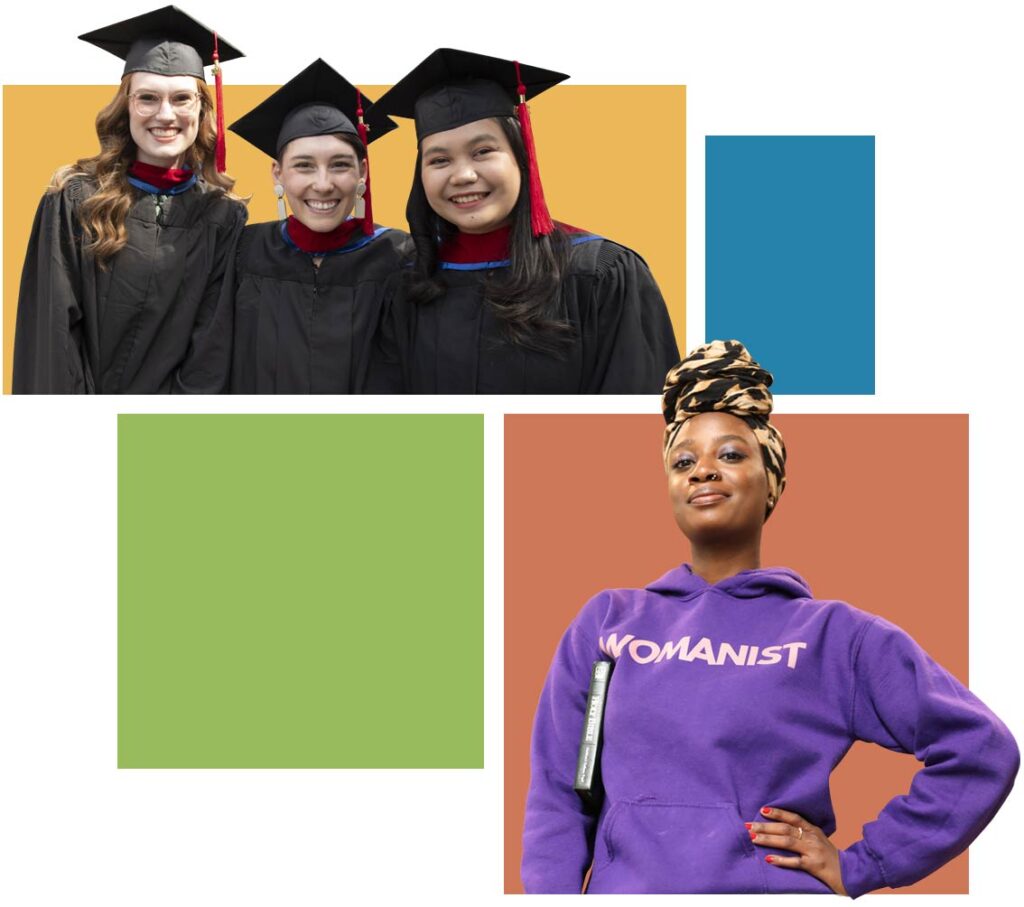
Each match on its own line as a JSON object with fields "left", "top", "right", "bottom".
{"left": 227, "top": 59, "right": 413, "bottom": 394}
{"left": 374, "top": 49, "right": 680, "bottom": 394}
{"left": 12, "top": 6, "right": 247, "bottom": 394}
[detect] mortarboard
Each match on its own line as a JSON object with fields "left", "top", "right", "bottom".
{"left": 230, "top": 59, "right": 397, "bottom": 234}
{"left": 78, "top": 5, "right": 243, "bottom": 171}
{"left": 375, "top": 48, "right": 569, "bottom": 236}
{"left": 229, "top": 59, "right": 395, "bottom": 158}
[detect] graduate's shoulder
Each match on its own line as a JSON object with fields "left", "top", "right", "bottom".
{"left": 23, "top": 171, "right": 97, "bottom": 234}
{"left": 373, "top": 224, "right": 413, "bottom": 251}
{"left": 241, "top": 219, "right": 284, "bottom": 244}
{"left": 558, "top": 224, "right": 653, "bottom": 278}
{"left": 340, "top": 225, "right": 414, "bottom": 277}
{"left": 356, "top": 224, "right": 414, "bottom": 260}
{"left": 191, "top": 180, "right": 248, "bottom": 228}
{"left": 42, "top": 168, "right": 98, "bottom": 209}
{"left": 237, "top": 220, "right": 289, "bottom": 269}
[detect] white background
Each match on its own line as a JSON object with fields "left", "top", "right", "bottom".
{"left": 1, "top": 0, "right": 1021, "bottom": 903}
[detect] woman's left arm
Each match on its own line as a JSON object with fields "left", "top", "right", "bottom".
{"left": 816, "top": 617, "right": 1017, "bottom": 897}
{"left": 173, "top": 200, "right": 248, "bottom": 394}
{"left": 588, "top": 246, "right": 680, "bottom": 394}
{"left": 752, "top": 617, "right": 1018, "bottom": 897}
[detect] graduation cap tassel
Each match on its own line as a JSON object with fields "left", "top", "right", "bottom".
{"left": 355, "top": 88, "right": 374, "bottom": 235}
{"left": 514, "top": 60, "right": 554, "bottom": 238}
{"left": 213, "top": 32, "right": 226, "bottom": 173}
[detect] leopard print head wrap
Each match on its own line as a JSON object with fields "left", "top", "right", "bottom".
{"left": 662, "top": 339, "right": 787, "bottom": 518}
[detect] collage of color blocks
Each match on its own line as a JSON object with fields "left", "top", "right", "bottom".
{"left": 2, "top": 2, "right": 1021, "bottom": 905}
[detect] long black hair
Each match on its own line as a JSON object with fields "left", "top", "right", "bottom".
{"left": 404, "top": 116, "right": 573, "bottom": 354}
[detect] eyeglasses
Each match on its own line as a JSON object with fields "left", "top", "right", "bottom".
{"left": 128, "top": 90, "right": 201, "bottom": 117}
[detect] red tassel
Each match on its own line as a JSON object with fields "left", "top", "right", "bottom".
{"left": 355, "top": 88, "right": 374, "bottom": 235}
{"left": 514, "top": 60, "right": 554, "bottom": 237}
{"left": 213, "top": 32, "right": 226, "bottom": 173}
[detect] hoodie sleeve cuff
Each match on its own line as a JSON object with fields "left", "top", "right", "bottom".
{"left": 839, "top": 842, "right": 888, "bottom": 898}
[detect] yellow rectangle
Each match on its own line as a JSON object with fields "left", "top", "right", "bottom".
{"left": 3, "top": 84, "right": 684, "bottom": 392}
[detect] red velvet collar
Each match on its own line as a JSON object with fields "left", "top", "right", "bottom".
{"left": 439, "top": 226, "right": 512, "bottom": 263}
{"left": 438, "top": 222, "right": 587, "bottom": 263}
{"left": 285, "top": 216, "right": 363, "bottom": 254}
{"left": 129, "top": 161, "right": 194, "bottom": 189}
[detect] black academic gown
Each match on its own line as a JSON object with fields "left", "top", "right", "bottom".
{"left": 230, "top": 221, "right": 413, "bottom": 394}
{"left": 392, "top": 233, "right": 680, "bottom": 394}
{"left": 13, "top": 175, "right": 247, "bottom": 394}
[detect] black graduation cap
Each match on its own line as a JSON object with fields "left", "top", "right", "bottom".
{"left": 228, "top": 58, "right": 396, "bottom": 159}
{"left": 376, "top": 48, "right": 569, "bottom": 237}
{"left": 79, "top": 6, "right": 243, "bottom": 172}
{"left": 78, "top": 5, "right": 243, "bottom": 81}
{"left": 375, "top": 47, "right": 568, "bottom": 143}
{"left": 230, "top": 59, "right": 397, "bottom": 234}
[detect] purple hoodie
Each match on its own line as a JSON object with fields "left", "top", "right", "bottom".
{"left": 522, "top": 566, "right": 1019, "bottom": 895}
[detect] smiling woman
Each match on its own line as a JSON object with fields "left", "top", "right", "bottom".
{"left": 127, "top": 74, "right": 202, "bottom": 167}
{"left": 12, "top": 6, "right": 247, "bottom": 394}
{"left": 521, "top": 340, "right": 1019, "bottom": 895}
{"left": 665, "top": 411, "right": 771, "bottom": 573}
{"left": 275, "top": 136, "right": 363, "bottom": 232}
{"left": 418, "top": 122, "right": 522, "bottom": 236}
{"left": 374, "top": 48, "right": 679, "bottom": 394}
{"left": 226, "top": 58, "right": 413, "bottom": 394}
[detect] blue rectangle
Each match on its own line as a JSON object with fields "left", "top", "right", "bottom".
{"left": 706, "top": 136, "right": 874, "bottom": 394}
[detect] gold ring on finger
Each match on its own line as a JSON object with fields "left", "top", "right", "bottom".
{"left": 797, "top": 827, "right": 804, "bottom": 840}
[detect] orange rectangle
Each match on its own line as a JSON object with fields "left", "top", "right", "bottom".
{"left": 504, "top": 413, "right": 969, "bottom": 894}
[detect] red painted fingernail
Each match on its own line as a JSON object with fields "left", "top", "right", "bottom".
{"left": 761, "top": 807, "right": 772, "bottom": 815}
{"left": 749, "top": 831, "right": 757, "bottom": 840}
{"left": 765, "top": 856, "right": 774, "bottom": 863}
{"left": 744, "top": 823, "right": 753, "bottom": 829}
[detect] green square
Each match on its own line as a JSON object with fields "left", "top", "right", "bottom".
{"left": 118, "top": 414, "right": 483, "bottom": 768}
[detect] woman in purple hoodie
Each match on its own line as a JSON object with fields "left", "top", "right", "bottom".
{"left": 521, "top": 340, "right": 1019, "bottom": 896}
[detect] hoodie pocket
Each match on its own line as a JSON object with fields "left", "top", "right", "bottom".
{"left": 588, "top": 800, "right": 767, "bottom": 894}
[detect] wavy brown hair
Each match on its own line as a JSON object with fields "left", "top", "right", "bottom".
{"left": 50, "top": 74, "right": 238, "bottom": 262}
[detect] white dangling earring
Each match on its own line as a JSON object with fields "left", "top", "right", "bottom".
{"left": 274, "top": 183, "right": 287, "bottom": 221}
{"left": 353, "top": 179, "right": 366, "bottom": 219}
